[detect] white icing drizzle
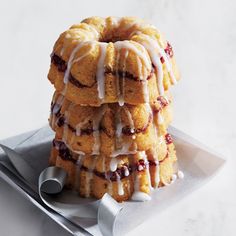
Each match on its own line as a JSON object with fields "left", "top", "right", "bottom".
{"left": 148, "top": 148, "right": 160, "bottom": 188}
{"left": 62, "top": 111, "right": 69, "bottom": 143}
{"left": 52, "top": 94, "right": 64, "bottom": 128}
{"left": 123, "top": 107, "right": 135, "bottom": 133}
{"left": 171, "top": 174, "right": 177, "bottom": 183}
{"left": 114, "top": 41, "right": 150, "bottom": 71}
{"left": 75, "top": 119, "right": 89, "bottom": 136}
{"left": 111, "top": 145, "right": 136, "bottom": 157}
{"left": 162, "top": 170, "right": 184, "bottom": 186}
{"left": 59, "top": 29, "right": 90, "bottom": 57}
{"left": 96, "top": 43, "right": 108, "bottom": 100}
{"left": 59, "top": 47, "right": 65, "bottom": 57}
{"left": 107, "top": 181, "right": 113, "bottom": 196}
{"left": 114, "top": 107, "right": 123, "bottom": 147}
{"left": 85, "top": 24, "right": 99, "bottom": 38}
{"left": 101, "top": 155, "right": 106, "bottom": 172}
{"left": 177, "top": 170, "right": 184, "bottom": 179}
{"left": 136, "top": 56, "right": 149, "bottom": 103}
{"left": 72, "top": 42, "right": 96, "bottom": 64}
{"left": 114, "top": 40, "right": 151, "bottom": 104}
{"left": 131, "top": 191, "right": 151, "bottom": 201}
{"left": 157, "top": 111, "right": 164, "bottom": 124}
{"left": 136, "top": 55, "right": 143, "bottom": 80}
{"left": 154, "top": 164, "right": 160, "bottom": 187}
{"left": 118, "top": 50, "right": 129, "bottom": 106}
{"left": 139, "top": 34, "right": 177, "bottom": 93}
{"left": 129, "top": 29, "right": 141, "bottom": 38}
{"left": 131, "top": 151, "right": 153, "bottom": 201}
{"left": 110, "top": 157, "right": 118, "bottom": 172}
{"left": 115, "top": 45, "right": 121, "bottom": 105}
{"left": 116, "top": 173, "right": 124, "bottom": 196}
{"left": 85, "top": 157, "right": 97, "bottom": 197}
{"left": 63, "top": 42, "right": 85, "bottom": 84}
{"left": 92, "top": 106, "right": 106, "bottom": 155}
{"left": 158, "top": 135, "right": 165, "bottom": 145}
{"left": 124, "top": 166, "right": 130, "bottom": 177}
{"left": 138, "top": 165, "right": 144, "bottom": 171}
{"left": 63, "top": 41, "right": 95, "bottom": 84}
{"left": 52, "top": 95, "right": 64, "bottom": 114}
{"left": 75, "top": 154, "right": 84, "bottom": 190}
{"left": 139, "top": 40, "right": 164, "bottom": 95}
{"left": 163, "top": 95, "right": 170, "bottom": 104}
{"left": 145, "top": 102, "right": 154, "bottom": 127}
{"left": 140, "top": 151, "right": 153, "bottom": 190}
{"left": 63, "top": 140, "right": 85, "bottom": 155}
{"left": 145, "top": 102, "right": 160, "bottom": 141}
{"left": 111, "top": 119, "right": 137, "bottom": 156}
{"left": 131, "top": 170, "right": 151, "bottom": 201}
{"left": 111, "top": 108, "right": 136, "bottom": 157}
{"left": 143, "top": 80, "right": 149, "bottom": 103}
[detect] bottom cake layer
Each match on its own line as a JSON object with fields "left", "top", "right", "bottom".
{"left": 49, "top": 135, "right": 178, "bottom": 202}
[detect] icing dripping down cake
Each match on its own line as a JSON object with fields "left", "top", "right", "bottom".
{"left": 47, "top": 16, "right": 183, "bottom": 202}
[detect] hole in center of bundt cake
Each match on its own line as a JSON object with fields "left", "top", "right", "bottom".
{"left": 100, "top": 30, "right": 130, "bottom": 43}
{"left": 100, "top": 35, "right": 124, "bottom": 43}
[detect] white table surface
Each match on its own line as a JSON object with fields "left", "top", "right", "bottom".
{"left": 0, "top": 0, "right": 236, "bottom": 235}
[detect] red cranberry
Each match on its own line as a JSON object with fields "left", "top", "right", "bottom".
{"left": 57, "top": 116, "right": 65, "bottom": 127}
{"left": 160, "top": 56, "right": 165, "bottom": 64}
{"left": 165, "top": 133, "right": 173, "bottom": 145}
{"left": 51, "top": 53, "right": 67, "bottom": 72}
{"left": 164, "top": 42, "right": 174, "bottom": 58}
{"left": 157, "top": 96, "right": 169, "bottom": 108}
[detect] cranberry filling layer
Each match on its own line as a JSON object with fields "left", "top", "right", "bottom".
{"left": 68, "top": 73, "right": 96, "bottom": 88}
{"left": 51, "top": 103, "right": 153, "bottom": 136}
{"left": 53, "top": 139, "right": 170, "bottom": 181}
{"left": 122, "top": 114, "right": 152, "bottom": 136}
{"left": 104, "top": 67, "right": 154, "bottom": 82}
{"left": 52, "top": 140, "right": 76, "bottom": 163}
{"left": 51, "top": 53, "right": 155, "bottom": 85}
{"left": 81, "top": 165, "right": 133, "bottom": 181}
{"left": 51, "top": 54, "right": 67, "bottom": 72}
{"left": 68, "top": 68, "right": 154, "bottom": 89}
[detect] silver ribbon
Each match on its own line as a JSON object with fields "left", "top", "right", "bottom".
{"left": 0, "top": 144, "right": 123, "bottom": 236}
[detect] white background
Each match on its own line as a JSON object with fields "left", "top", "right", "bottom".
{"left": 0, "top": 0, "right": 236, "bottom": 235}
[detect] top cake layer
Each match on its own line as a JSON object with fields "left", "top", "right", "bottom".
{"left": 48, "top": 16, "right": 180, "bottom": 106}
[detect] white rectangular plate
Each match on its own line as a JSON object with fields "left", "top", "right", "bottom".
{"left": 0, "top": 126, "right": 225, "bottom": 236}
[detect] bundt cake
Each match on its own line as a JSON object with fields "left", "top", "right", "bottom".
{"left": 47, "top": 16, "right": 183, "bottom": 202}
{"left": 49, "top": 91, "right": 173, "bottom": 156}
{"left": 49, "top": 132, "right": 177, "bottom": 202}
{"left": 48, "top": 16, "right": 180, "bottom": 106}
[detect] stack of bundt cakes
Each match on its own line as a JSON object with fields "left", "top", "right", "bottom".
{"left": 48, "top": 16, "right": 182, "bottom": 202}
